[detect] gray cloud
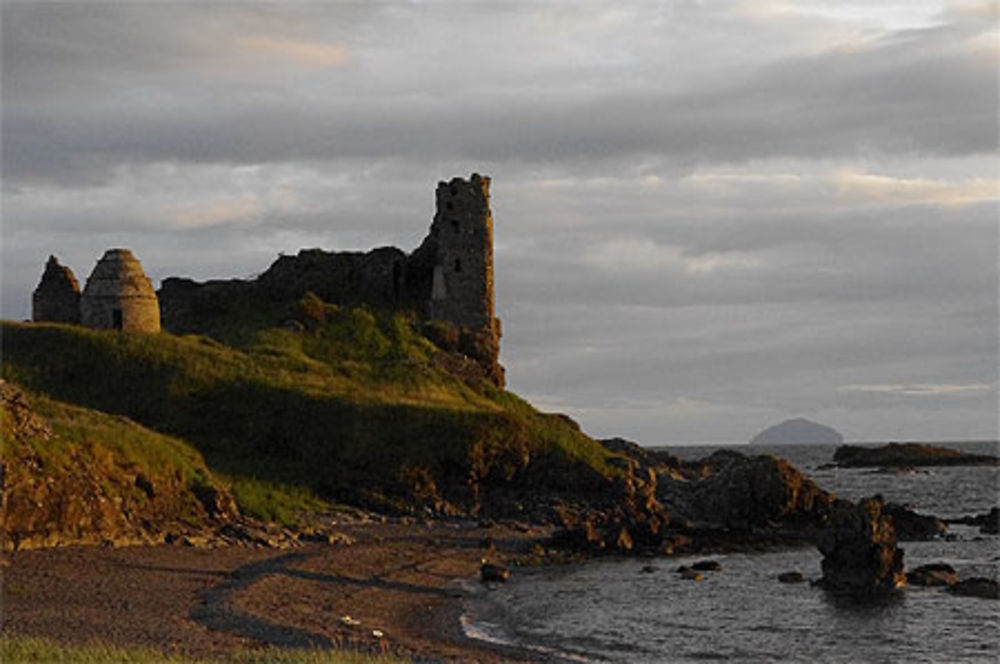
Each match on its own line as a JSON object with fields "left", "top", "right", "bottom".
{"left": 2, "top": 1, "right": 996, "bottom": 443}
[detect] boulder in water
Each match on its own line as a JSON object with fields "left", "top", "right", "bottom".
{"left": 882, "top": 503, "right": 947, "bottom": 541}
{"left": 817, "top": 496, "right": 906, "bottom": 593}
{"left": 691, "top": 560, "right": 721, "bottom": 571}
{"left": 949, "top": 577, "right": 999, "bottom": 599}
{"left": 906, "top": 563, "right": 959, "bottom": 587}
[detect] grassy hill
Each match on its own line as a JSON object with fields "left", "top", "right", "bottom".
{"left": 2, "top": 300, "right": 616, "bottom": 524}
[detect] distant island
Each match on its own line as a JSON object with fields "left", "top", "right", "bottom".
{"left": 749, "top": 418, "right": 844, "bottom": 446}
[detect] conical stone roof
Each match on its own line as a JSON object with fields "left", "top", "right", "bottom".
{"left": 81, "top": 248, "right": 160, "bottom": 331}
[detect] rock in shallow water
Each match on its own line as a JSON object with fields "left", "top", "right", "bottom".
{"left": 906, "top": 563, "right": 959, "bottom": 587}
{"left": 817, "top": 496, "right": 906, "bottom": 593}
{"left": 691, "top": 560, "right": 721, "bottom": 571}
{"left": 778, "top": 571, "right": 804, "bottom": 583}
{"left": 949, "top": 577, "right": 1000, "bottom": 599}
{"left": 480, "top": 562, "right": 511, "bottom": 583}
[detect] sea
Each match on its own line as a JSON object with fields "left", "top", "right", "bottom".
{"left": 461, "top": 441, "right": 1000, "bottom": 663}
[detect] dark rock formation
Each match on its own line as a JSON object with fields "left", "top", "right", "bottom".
{"left": 949, "top": 577, "right": 999, "bottom": 599}
{"left": 480, "top": 562, "right": 511, "bottom": 583}
{"left": 31, "top": 255, "right": 81, "bottom": 324}
{"left": 691, "top": 560, "right": 721, "bottom": 571}
{"left": 833, "top": 443, "right": 998, "bottom": 468}
{"left": 599, "top": 437, "right": 687, "bottom": 479}
{"left": 749, "top": 418, "right": 843, "bottom": 446}
{"left": 906, "top": 563, "right": 959, "bottom": 587}
{"left": 677, "top": 567, "right": 704, "bottom": 581}
{"left": 817, "top": 496, "right": 906, "bottom": 593}
{"left": 671, "top": 453, "right": 834, "bottom": 532}
{"left": 882, "top": 502, "right": 947, "bottom": 541}
{"left": 945, "top": 507, "right": 1000, "bottom": 534}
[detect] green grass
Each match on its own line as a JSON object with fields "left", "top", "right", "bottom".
{"left": 17, "top": 394, "right": 215, "bottom": 491}
{"left": 0, "top": 635, "right": 406, "bottom": 664}
{"left": 2, "top": 307, "right": 616, "bottom": 514}
{"left": 228, "top": 476, "right": 339, "bottom": 527}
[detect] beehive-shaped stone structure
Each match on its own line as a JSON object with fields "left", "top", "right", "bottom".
{"left": 32, "top": 255, "right": 81, "bottom": 324}
{"left": 80, "top": 249, "right": 160, "bottom": 332}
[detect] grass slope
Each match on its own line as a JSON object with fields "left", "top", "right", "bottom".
{"left": 2, "top": 304, "right": 614, "bottom": 515}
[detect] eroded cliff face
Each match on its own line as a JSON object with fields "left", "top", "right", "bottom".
{"left": 0, "top": 381, "right": 236, "bottom": 552}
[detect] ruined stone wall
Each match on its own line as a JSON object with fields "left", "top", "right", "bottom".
{"left": 156, "top": 174, "right": 503, "bottom": 384}
{"left": 32, "top": 256, "right": 81, "bottom": 324}
{"left": 428, "top": 174, "right": 495, "bottom": 331}
{"left": 80, "top": 249, "right": 161, "bottom": 332}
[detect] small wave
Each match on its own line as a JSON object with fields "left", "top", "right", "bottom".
{"left": 459, "top": 613, "right": 614, "bottom": 664}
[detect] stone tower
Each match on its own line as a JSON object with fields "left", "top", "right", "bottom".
{"left": 80, "top": 249, "right": 161, "bottom": 332}
{"left": 429, "top": 173, "right": 495, "bottom": 330}
{"left": 32, "top": 255, "right": 81, "bottom": 324}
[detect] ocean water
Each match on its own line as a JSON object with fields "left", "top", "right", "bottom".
{"left": 463, "top": 442, "right": 1000, "bottom": 663}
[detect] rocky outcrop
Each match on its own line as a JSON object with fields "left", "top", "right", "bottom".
{"left": 945, "top": 507, "right": 1000, "bottom": 534}
{"left": 749, "top": 418, "right": 843, "bottom": 447}
{"left": 0, "top": 381, "right": 236, "bottom": 551}
{"left": 949, "top": 577, "right": 999, "bottom": 599}
{"left": 906, "top": 563, "right": 959, "bottom": 587}
{"left": 599, "top": 437, "right": 687, "bottom": 480}
{"left": 882, "top": 502, "right": 947, "bottom": 541}
{"left": 833, "top": 443, "right": 998, "bottom": 468}
{"left": 817, "top": 496, "right": 906, "bottom": 593}
{"left": 664, "top": 453, "right": 834, "bottom": 532}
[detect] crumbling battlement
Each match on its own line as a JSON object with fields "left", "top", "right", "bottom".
{"left": 32, "top": 256, "right": 81, "bottom": 324}
{"left": 157, "top": 174, "right": 504, "bottom": 385}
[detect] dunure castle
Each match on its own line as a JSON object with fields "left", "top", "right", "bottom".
{"left": 31, "top": 174, "right": 504, "bottom": 385}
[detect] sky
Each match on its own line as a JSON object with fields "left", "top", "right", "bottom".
{"left": 2, "top": 0, "right": 997, "bottom": 445}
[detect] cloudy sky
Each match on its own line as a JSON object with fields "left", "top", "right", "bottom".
{"left": 3, "top": 1, "right": 997, "bottom": 445}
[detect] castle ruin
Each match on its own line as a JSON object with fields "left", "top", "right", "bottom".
{"left": 33, "top": 174, "right": 503, "bottom": 384}
{"left": 80, "top": 249, "right": 161, "bottom": 332}
{"left": 32, "top": 249, "right": 160, "bottom": 332}
{"left": 32, "top": 256, "right": 81, "bottom": 324}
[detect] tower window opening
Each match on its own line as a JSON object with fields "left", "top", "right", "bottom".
{"left": 446, "top": 201, "right": 454, "bottom": 210}
{"left": 451, "top": 219, "right": 459, "bottom": 232}
{"left": 112, "top": 309, "right": 123, "bottom": 330}
{"left": 454, "top": 259, "right": 462, "bottom": 273}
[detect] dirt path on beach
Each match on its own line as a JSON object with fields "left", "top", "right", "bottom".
{"left": 1, "top": 521, "right": 547, "bottom": 663}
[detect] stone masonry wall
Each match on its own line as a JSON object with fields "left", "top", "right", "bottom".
{"left": 32, "top": 256, "right": 81, "bottom": 324}
{"left": 428, "top": 174, "right": 495, "bottom": 330}
{"left": 80, "top": 249, "right": 161, "bottom": 332}
{"left": 157, "top": 175, "right": 503, "bottom": 384}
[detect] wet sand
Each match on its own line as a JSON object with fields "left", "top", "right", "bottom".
{"left": 1, "top": 520, "right": 548, "bottom": 663}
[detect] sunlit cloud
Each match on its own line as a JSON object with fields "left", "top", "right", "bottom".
{"left": 836, "top": 170, "right": 1000, "bottom": 207}
{"left": 169, "top": 196, "right": 261, "bottom": 230}
{"left": 237, "top": 36, "right": 349, "bottom": 68}
{"left": 838, "top": 383, "right": 994, "bottom": 396}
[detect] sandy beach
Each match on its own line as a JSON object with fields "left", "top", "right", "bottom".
{"left": 1, "top": 520, "right": 548, "bottom": 663}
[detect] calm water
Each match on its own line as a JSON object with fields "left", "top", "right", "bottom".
{"left": 463, "top": 442, "right": 1000, "bottom": 663}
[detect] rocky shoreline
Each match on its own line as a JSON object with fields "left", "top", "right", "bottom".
{"left": 831, "top": 442, "right": 999, "bottom": 468}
